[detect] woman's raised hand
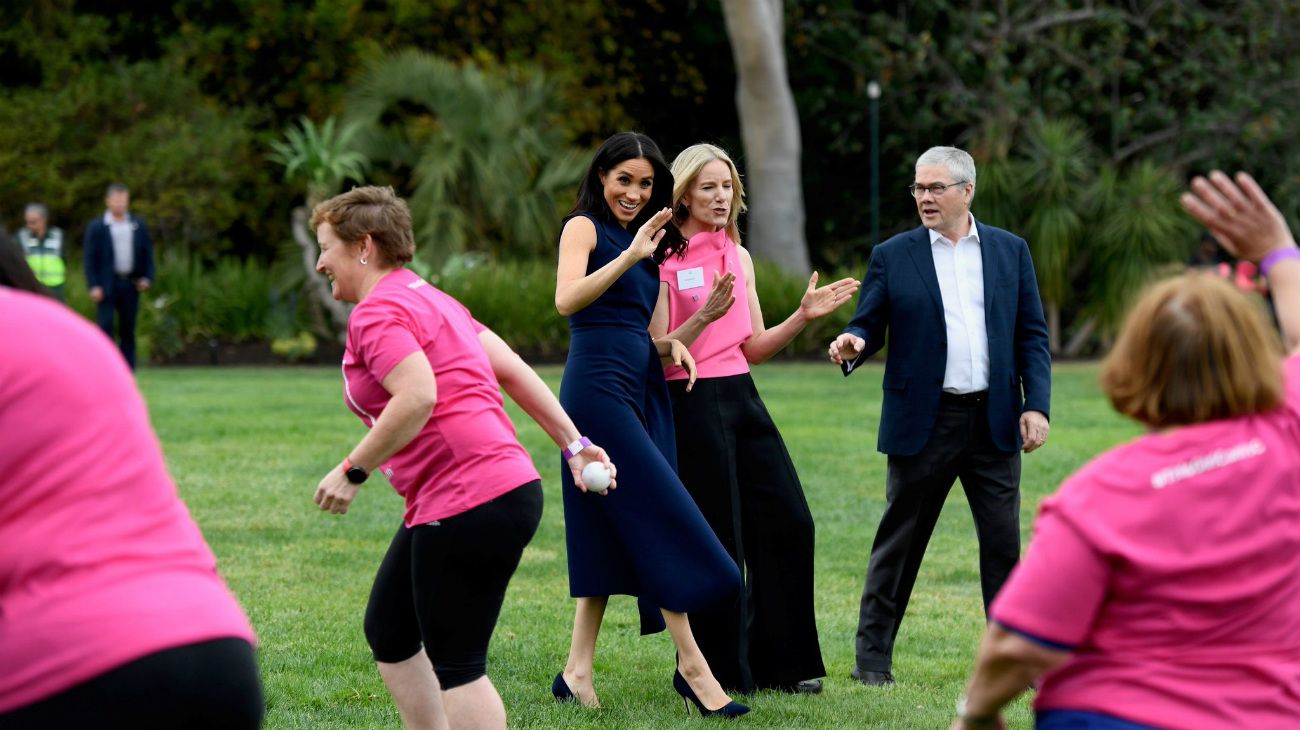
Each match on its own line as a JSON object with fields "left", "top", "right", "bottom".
{"left": 628, "top": 208, "right": 674, "bottom": 260}
{"left": 1181, "top": 171, "right": 1297, "bottom": 263}
{"left": 798, "top": 272, "right": 861, "bottom": 321}
{"left": 699, "top": 272, "right": 736, "bottom": 323}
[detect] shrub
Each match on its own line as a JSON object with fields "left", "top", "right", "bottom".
{"left": 65, "top": 250, "right": 307, "bottom": 363}
{"left": 435, "top": 257, "right": 569, "bottom": 360}
{"left": 750, "top": 257, "right": 861, "bottom": 358}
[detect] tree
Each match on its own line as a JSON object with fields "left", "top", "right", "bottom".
{"left": 1083, "top": 161, "right": 1198, "bottom": 336}
{"left": 268, "top": 116, "right": 368, "bottom": 339}
{"left": 973, "top": 117, "right": 1094, "bottom": 353}
{"left": 786, "top": 0, "right": 1300, "bottom": 264}
{"left": 974, "top": 117, "right": 1197, "bottom": 355}
{"left": 0, "top": 60, "right": 260, "bottom": 258}
{"left": 343, "top": 50, "right": 587, "bottom": 268}
{"left": 720, "top": 0, "right": 810, "bottom": 274}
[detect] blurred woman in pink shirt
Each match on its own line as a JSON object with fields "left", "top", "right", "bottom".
{"left": 0, "top": 272, "right": 261, "bottom": 726}
{"left": 951, "top": 172, "right": 1300, "bottom": 730}
{"left": 649, "top": 143, "right": 858, "bottom": 694}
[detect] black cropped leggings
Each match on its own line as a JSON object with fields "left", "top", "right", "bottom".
{"left": 364, "top": 481, "right": 542, "bottom": 689}
{"left": 0, "top": 637, "right": 262, "bottom": 729}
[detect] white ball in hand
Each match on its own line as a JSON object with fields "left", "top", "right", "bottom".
{"left": 581, "top": 462, "right": 611, "bottom": 494}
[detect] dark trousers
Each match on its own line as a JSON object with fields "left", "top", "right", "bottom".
{"left": 669, "top": 374, "right": 825, "bottom": 693}
{"left": 364, "top": 481, "right": 542, "bottom": 689}
{"left": 96, "top": 276, "right": 141, "bottom": 369}
{"left": 0, "top": 637, "right": 263, "bottom": 729}
{"left": 854, "top": 397, "right": 1021, "bottom": 673}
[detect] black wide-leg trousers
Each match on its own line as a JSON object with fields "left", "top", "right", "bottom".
{"left": 854, "top": 396, "right": 1021, "bottom": 673}
{"left": 668, "top": 373, "right": 825, "bottom": 693}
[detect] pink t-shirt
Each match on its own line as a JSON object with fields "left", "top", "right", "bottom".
{"left": 343, "top": 268, "right": 540, "bottom": 526}
{"left": 0, "top": 288, "right": 255, "bottom": 713}
{"left": 658, "top": 229, "right": 753, "bottom": 380}
{"left": 992, "top": 355, "right": 1300, "bottom": 729}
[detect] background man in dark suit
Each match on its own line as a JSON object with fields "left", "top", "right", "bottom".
{"left": 84, "top": 182, "right": 155, "bottom": 369}
{"left": 828, "top": 146, "right": 1052, "bottom": 686}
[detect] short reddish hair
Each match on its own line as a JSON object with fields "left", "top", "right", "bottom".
{"left": 310, "top": 186, "right": 415, "bottom": 266}
{"left": 1100, "top": 271, "right": 1283, "bottom": 428}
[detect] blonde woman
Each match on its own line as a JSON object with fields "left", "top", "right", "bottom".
{"left": 649, "top": 143, "right": 858, "bottom": 694}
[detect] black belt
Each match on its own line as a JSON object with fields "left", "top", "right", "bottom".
{"left": 940, "top": 390, "right": 988, "bottom": 406}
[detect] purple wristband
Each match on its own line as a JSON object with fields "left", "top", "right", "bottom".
{"left": 561, "top": 436, "right": 592, "bottom": 461}
{"left": 1260, "top": 248, "right": 1300, "bottom": 278}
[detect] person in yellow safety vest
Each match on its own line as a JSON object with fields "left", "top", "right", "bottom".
{"left": 18, "top": 203, "right": 65, "bottom": 301}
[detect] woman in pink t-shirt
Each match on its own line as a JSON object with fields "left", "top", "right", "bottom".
{"left": 309, "top": 186, "right": 615, "bottom": 730}
{"left": 0, "top": 285, "right": 261, "bottom": 728}
{"left": 648, "top": 143, "right": 858, "bottom": 694}
{"left": 951, "top": 171, "right": 1300, "bottom": 730}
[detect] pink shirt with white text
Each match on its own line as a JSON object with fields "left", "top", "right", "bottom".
{"left": 992, "top": 355, "right": 1300, "bottom": 729}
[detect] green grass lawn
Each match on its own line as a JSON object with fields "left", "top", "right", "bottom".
{"left": 138, "top": 362, "right": 1140, "bottom": 729}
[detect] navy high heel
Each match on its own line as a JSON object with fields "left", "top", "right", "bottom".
{"left": 552, "top": 672, "right": 575, "bottom": 702}
{"left": 672, "top": 670, "right": 751, "bottom": 719}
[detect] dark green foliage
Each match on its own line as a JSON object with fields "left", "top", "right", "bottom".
{"left": 268, "top": 116, "right": 369, "bottom": 207}
{"left": 969, "top": 116, "right": 1196, "bottom": 350}
{"left": 436, "top": 258, "right": 571, "bottom": 360}
{"left": 750, "top": 258, "right": 860, "bottom": 359}
{"left": 786, "top": 1, "right": 1300, "bottom": 265}
{"left": 343, "top": 51, "right": 587, "bottom": 266}
{"left": 0, "top": 60, "right": 262, "bottom": 258}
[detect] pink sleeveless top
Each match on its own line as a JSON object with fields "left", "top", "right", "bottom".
{"left": 659, "top": 229, "right": 754, "bottom": 380}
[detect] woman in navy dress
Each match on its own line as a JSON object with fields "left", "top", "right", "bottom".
{"left": 552, "top": 132, "right": 748, "bottom": 718}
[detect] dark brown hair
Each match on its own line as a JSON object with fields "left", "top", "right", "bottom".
{"left": 0, "top": 228, "right": 49, "bottom": 296}
{"left": 570, "top": 132, "right": 685, "bottom": 263}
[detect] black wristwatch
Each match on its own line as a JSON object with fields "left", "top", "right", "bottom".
{"left": 342, "top": 458, "right": 369, "bottom": 485}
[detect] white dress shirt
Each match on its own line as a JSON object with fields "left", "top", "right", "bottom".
{"left": 105, "top": 211, "right": 134, "bottom": 275}
{"left": 929, "top": 213, "right": 989, "bottom": 393}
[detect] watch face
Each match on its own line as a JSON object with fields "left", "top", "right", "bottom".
{"left": 345, "top": 466, "right": 368, "bottom": 484}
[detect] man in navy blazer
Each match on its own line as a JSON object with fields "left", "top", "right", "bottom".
{"left": 84, "top": 183, "right": 155, "bottom": 369}
{"left": 828, "top": 147, "right": 1051, "bottom": 686}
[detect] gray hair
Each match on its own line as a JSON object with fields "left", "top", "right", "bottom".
{"left": 106, "top": 182, "right": 129, "bottom": 197}
{"left": 915, "top": 147, "right": 976, "bottom": 189}
{"left": 24, "top": 202, "right": 48, "bottom": 220}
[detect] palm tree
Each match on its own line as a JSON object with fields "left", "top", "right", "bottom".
{"left": 1084, "top": 161, "right": 1198, "bottom": 336}
{"left": 973, "top": 117, "right": 1199, "bottom": 356}
{"left": 269, "top": 116, "right": 369, "bottom": 208}
{"left": 1019, "top": 117, "right": 1093, "bottom": 354}
{"left": 343, "top": 50, "right": 587, "bottom": 269}
{"left": 268, "top": 115, "right": 369, "bottom": 337}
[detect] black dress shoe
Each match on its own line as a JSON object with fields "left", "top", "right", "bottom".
{"left": 791, "top": 678, "right": 823, "bottom": 694}
{"left": 850, "top": 667, "right": 895, "bottom": 686}
{"left": 767, "top": 678, "right": 824, "bottom": 694}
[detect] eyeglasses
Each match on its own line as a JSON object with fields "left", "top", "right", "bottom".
{"left": 908, "top": 180, "right": 968, "bottom": 198}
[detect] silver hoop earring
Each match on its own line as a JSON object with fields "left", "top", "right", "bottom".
{"left": 360, "top": 258, "right": 368, "bottom": 265}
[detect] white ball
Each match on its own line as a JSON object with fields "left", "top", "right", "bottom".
{"left": 581, "top": 462, "right": 611, "bottom": 493}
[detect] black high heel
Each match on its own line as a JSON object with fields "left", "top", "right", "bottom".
{"left": 672, "top": 670, "right": 751, "bottom": 719}
{"left": 552, "top": 672, "right": 575, "bottom": 702}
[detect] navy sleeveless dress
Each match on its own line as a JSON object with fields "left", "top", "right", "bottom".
{"left": 559, "top": 213, "right": 741, "bottom": 635}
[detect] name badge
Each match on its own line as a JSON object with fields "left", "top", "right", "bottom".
{"left": 677, "top": 267, "right": 705, "bottom": 291}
